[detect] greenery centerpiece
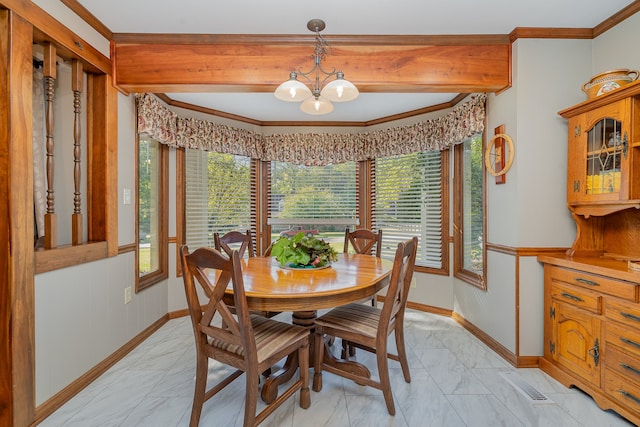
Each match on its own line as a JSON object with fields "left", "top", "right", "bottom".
{"left": 271, "top": 232, "right": 338, "bottom": 269}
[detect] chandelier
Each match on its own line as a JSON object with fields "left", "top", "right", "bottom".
{"left": 274, "top": 19, "right": 359, "bottom": 115}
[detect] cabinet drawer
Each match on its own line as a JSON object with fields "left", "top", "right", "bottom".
{"left": 606, "top": 299, "right": 640, "bottom": 330}
{"left": 551, "top": 282, "right": 601, "bottom": 314}
{"left": 606, "top": 321, "right": 640, "bottom": 359}
{"left": 604, "top": 369, "right": 640, "bottom": 414}
{"left": 606, "top": 345, "right": 640, "bottom": 387}
{"left": 549, "top": 266, "right": 637, "bottom": 301}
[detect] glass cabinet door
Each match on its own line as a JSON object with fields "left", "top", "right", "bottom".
{"left": 586, "top": 117, "right": 624, "bottom": 195}
{"left": 567, "top": 98, "right": 631, "bottom": 205}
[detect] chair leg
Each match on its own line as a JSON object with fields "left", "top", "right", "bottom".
{"left": 298, "top": 341, "right": 311, "bottom": 409}
{"left": 312, "top": 329, "right": 324, "bottom": 392}
{"left": 394, "top": 325, "right": 411, "bottom": 383}
{"left": 244, "top": 368, "right": 259, "bottom": 427}
{"left": 341, "top": 339, "right": 356, "bottom": 359}
{"left": 190, "top": 353, "right": 208, "bottom": 427}
{"left": 376, "top": 349, "right": 395, "bottom": 415}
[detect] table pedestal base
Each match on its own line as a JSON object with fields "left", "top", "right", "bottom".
{"left": 260, "top": 310, "right": 316, "bottom": 404}
{"left": 260, "top": 310, "right": 375, "bottom": 402}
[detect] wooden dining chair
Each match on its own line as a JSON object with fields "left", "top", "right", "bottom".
{"left": 344, "top": 228, "right": 383, "bottom": 306}
{"left": 216, "top": 232, "right": 278, "bottom": 321}
{"left": 214, "top": 230, "right": 255, "bottom": 258}
{"left": 312, "top": 236, "right": 418, "bottom": 416}
{"left": 343, "top": 227, "right": 382, "bottom": 257}
{"left": 262, "top": 240, "right": 275, "bottom": 257}
{"left": 180, "top": 245, "right": 310, "bottom": 427}
{"left": 341, "top": 228, "right": 384, "bottom": 356}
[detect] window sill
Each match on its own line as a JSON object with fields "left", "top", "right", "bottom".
{"left": 454, "top": 269, "right": 486, "bottom": 290}
{"left": 137, "top": 269, "right": 168, "bottom": 292}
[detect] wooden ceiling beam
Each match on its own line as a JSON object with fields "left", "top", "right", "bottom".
{"left": 112, "top": 40, "right": 511, "bottom": 94}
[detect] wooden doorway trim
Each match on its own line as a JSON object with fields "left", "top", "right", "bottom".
{"left": 0, "top": 9, "right": 36, "bottom": 427}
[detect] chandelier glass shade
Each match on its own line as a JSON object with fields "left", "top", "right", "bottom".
{"left": 274, "top": 19, "right": 359, "bottom": 115}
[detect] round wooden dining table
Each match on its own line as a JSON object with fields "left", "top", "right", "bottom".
{"left": 224, "top": 252, "right": 393, "bottom": 403}
{"left": 236, "top": 252, "right": 392, "bottom": 315}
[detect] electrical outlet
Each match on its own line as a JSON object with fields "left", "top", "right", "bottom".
{"left": 124, "top": 286, "right": 132, "bottom": 304}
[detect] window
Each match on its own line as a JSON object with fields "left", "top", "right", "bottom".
{"left": 454, "top": 133, "right": 486, "bottom": 289}
{"left": 373, "top": 151, "right": 448, "bottom": 272}
{"left": 137, "top": 135, "right": 168, "bottom": 291}
{"left": 185, "top": 149, "right": 254, "bottom": 250}
{"left": 180, "top": 147, "right": 452, "bottom": 274}
{"left": 268, "top": 161, "right": 357, "bottom": 245}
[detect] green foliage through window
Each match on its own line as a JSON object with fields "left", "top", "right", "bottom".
{"left": 374, "top": 151, "right": 444, "bottom": 268}
{"left": 270, "top": 162, "right": 356, "bottom": 230}
{"left": 185, "top": 150, "right": 252, "bottom": 249}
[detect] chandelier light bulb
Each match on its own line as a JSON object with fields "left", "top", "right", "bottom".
{"left": 300, "top": 96, "right": 334, "bottom": 115}
{"left": 274, "top": 73, "right": 312, "bottom": 102}
{"left": 321, "top": 73, "right": 359, "bottom": 103}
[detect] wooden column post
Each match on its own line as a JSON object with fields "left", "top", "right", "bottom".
{"left": 43, "top": 42, "right": 57, "bottom": 249}
{"left": 0, "top": 9, "right": 36, "bottom": 427}
{"left": 71, "top": 59, "right": 83, "bottom": 245}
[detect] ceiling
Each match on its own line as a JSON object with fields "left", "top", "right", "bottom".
{"left": 75, "top": 0, "right": 636, "bottom": 123}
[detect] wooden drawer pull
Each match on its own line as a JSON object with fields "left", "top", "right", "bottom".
{"left": 561, "top": 292, "right": 584, "bottom": 302}
{"left": 621, "top": 311, "right": 640, "bottom": 323}
{"left": 620, "top": 363, "right": 640, "bottom": 377}
{"left": 618, "top": 389, "right": 640, "bottom": 405}
{"left": 575, "top": 277, "right": 600, "bottom": 287}
{"left": 620, "top": 337, "right": 640, "bottom": 349}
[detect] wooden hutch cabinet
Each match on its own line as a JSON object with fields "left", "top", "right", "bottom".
{"left": 539, "top": 81, "right": 640, "bottom": 425}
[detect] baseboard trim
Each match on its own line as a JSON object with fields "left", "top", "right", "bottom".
{"left": 33, "top": 314, "right": 170, "bottom": 425}
{"left": 402, "top": 302, "right": 539, "bottom": 368}
{"left": 451, "top": 312, "right": 519, "bottom": 366}
{"left": 451, "top": 312, "right": 539, "bottom": 368}
{"left": 33, "top": 302, "right": 539, "bottom": 425}
{"left": 514, "top": 356, "right": 541, "bottom": 368}
{"left": 407, "top": 301, "right": 453, "bottom": 317}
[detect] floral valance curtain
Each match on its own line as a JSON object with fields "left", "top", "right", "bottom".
{"left": 136, "top": 92, "right": 486, "bottom": 165}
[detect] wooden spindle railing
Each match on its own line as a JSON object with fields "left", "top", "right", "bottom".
{"left": 44, "top": 43, "right": 57, "bottom": 249}
{"left": 71, "top": 59, "right": 83, "bottom": 245}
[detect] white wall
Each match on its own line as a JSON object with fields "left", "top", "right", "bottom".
{"left": 592, "top": 12, "right": 640, "bottom": 72}
{"left": 33, "top": 5, "right": 169, "bottom": 405}
{"left": 118, "top": 96, "right": 137, "bottom": 246}
{"left": 453, "top": 38, "right": 592, "bottom": 355}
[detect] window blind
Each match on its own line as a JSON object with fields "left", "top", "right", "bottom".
{"left": 373, "top": 151, "right": 443, "bottom": 268}
{"left": 185, "top": 149, "right": 253, "bottom": 250}
{"left": 268, "top": 161, "right": 357, "bottom": 238}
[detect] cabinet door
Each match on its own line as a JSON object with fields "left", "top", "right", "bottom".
{"left": 553, "top": 301, "right": 601, "bottom": 386}
{"left": 567, "top": 98, "right": 632, "bottom": 204}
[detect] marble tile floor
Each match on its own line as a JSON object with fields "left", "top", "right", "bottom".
{"left": 39, "top": 310, "right": 636, "bottom": 427}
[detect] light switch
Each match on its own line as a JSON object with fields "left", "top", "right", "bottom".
{"left": 123, "top": 188, "right": 131, "bottom": 205}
